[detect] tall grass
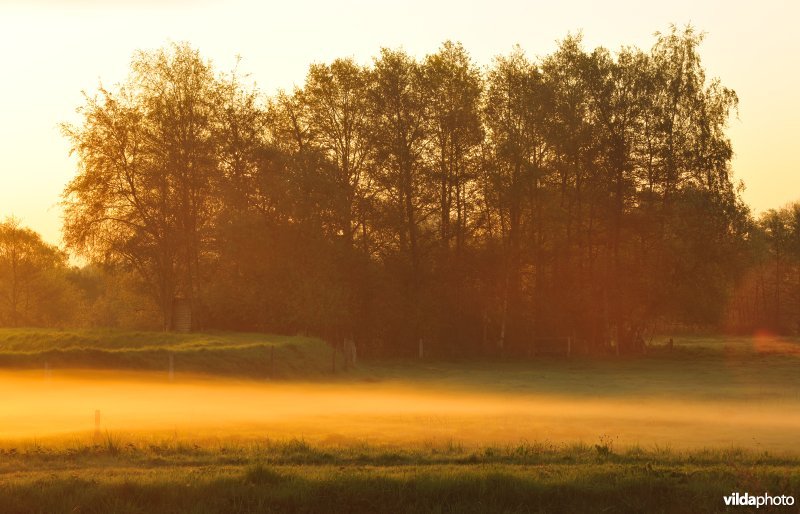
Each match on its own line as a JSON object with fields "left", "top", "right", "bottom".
{"left": 1, "top": 437, "right": 798, "bottom": 513}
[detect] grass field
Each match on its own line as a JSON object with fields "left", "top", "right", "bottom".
{"left": 2, "top": 437, "right": 798, "bottom": 514}
{"left": 1, "top": 329, "right": 799, "bottom": 512}
{"left": 0, "top": 329, "right": 331, "bottom": 379}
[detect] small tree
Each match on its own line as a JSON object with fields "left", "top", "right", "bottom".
{"left": 0, "top": 218, "right": 73, "bottom": 327}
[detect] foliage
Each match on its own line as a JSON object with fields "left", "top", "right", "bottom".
{"left": 0, "top": 218, "right": 75, "bottom": 327}
{"left": 726, "top": 202, "right": 800, "bottom": 333}
{"left": 53, "top": 27, "right": 752, "bottom": 353}
{"left": 62, "top": 43, "right": 223, "bottom": 330}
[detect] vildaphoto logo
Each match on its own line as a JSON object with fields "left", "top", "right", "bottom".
{"left": 723, "top": 492, "right": 795, "bottom": 508}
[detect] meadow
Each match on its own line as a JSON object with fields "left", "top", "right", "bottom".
{"left": 0, "top": 329, "right": 799, "bottom": 512}
{"left": 2, "top": 437, "right": 798, "bottom": 514}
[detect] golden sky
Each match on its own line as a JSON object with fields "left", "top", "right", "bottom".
{"left": 0, "top": 0, "right": 798, "bottom": 245}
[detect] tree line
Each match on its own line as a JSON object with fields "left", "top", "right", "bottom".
{"left": 3, "top": 26, "right": 795, "bottom": 355}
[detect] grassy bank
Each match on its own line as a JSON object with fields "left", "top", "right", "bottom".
{"left": 0, "top": 329, "right": 332, "bottom": 379}
{"left": 1, "top": 438, "right": 798, "bottom": 513}
{"left": 1, "top": 329, "right": 800, "bottom": 399}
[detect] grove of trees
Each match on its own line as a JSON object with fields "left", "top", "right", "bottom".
{"left": 5, "top": 26, "right": 798, "bottom": 356}
{"left": 0, "top": 218, "right": 74, "bottom": 326}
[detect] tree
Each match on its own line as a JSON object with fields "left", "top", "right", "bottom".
{"left": 419, "top": 41, "right": 484, "bottom": 350}
{"left": 367, "top": 48, "right": 430, "bottom": 349}
{"left": 0, "top": 218, "right": 73, "bottom": 327}
{"left": 638, "top": 26, "right": 742, "bottom": 336}
{"left": 296, "top": 58, "right": 376, "bottom": 341}
{"left": 62, "top": 43, "right": 228, "bottom": 330}
{"left": 59, "top": 32, "right": 748, "bottom": 352}
{"left": 298, "top": 58, "right": 373, "bottom": 245}
{"left": 760, "top": 207, "right": 793, "bottom": 331}
{"left": 484, "top": 46, "right": 551, "bottom": 350}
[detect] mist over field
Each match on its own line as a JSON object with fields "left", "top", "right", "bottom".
{"left": 1, "top": 337, "right": 799, "bottom": 513}
{"left": 2, "top": 351, "right": 799, "bottom": 452}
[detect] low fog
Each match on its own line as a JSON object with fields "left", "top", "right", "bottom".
{"left": 1, "top": 370, "right": 798, "bottom": 452}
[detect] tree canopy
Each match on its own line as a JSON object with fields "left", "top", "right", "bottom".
{"left": 0, "top": 218, "right": 73, "bottom": 326}
{"left": 55, "top": 28, "right": 765, "bottom": 354}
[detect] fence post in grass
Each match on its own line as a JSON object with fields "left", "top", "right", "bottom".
{"left": 168, "top": 353, "right": 175, "bottom": 382}
{"left": 344, "top": 339, "right": 356, "bottom": 369}
{"left": 94, "top": 410, "right": 101, "bottom": 439}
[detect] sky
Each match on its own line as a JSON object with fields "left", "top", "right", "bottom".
{"left": 0, "top": 0, "right": 798, "bottom": 245}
